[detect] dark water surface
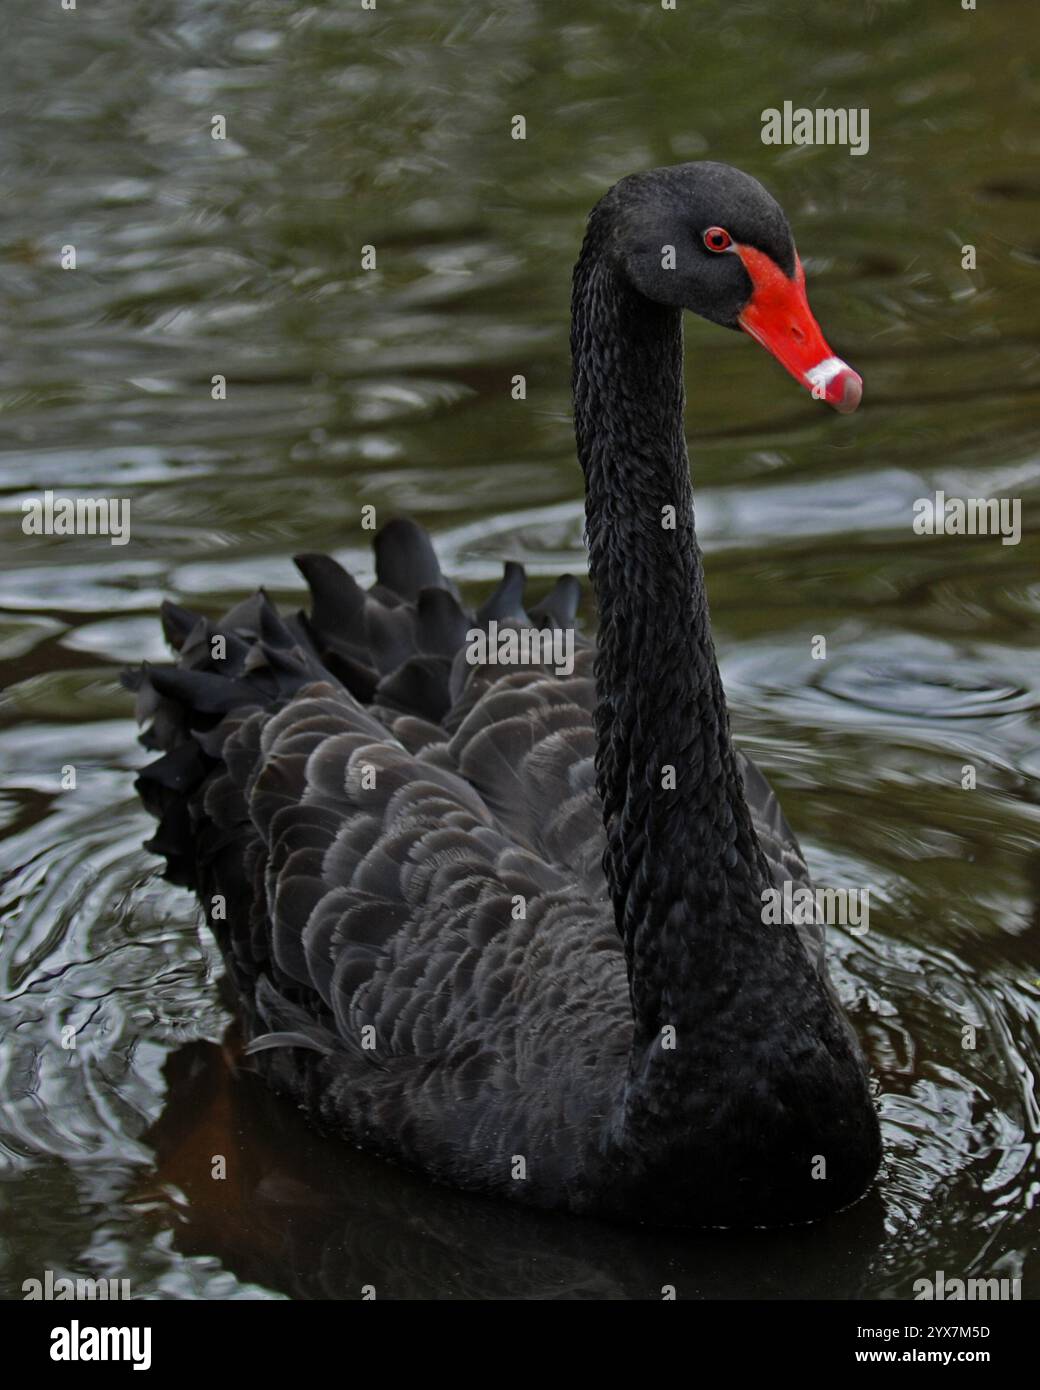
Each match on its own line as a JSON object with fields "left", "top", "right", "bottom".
{"left": 1, "top": 0, "right": 1038, "bottom": 1299}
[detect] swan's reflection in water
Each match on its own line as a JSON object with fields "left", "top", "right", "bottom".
{"left": 141, "top": 1039, "right": 887, "bottom": 1300}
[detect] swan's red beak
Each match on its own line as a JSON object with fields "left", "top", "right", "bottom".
{"left": 736, "top": 246, "right": 862, "bottom": 414}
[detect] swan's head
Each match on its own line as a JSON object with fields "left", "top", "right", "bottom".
{"left": 595, "top": 161, "right": 862, "bottom": 414}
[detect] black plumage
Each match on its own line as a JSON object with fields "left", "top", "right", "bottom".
{"left": 127, "top": 162, "right": 881, "bottom": 1227}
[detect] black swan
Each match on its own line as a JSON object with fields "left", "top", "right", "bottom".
{"left": 127, "top": 162, "right": 881, "bottom": 1228}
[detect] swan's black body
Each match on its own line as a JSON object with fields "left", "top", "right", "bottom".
{"left": 128, "top": 162, "right": 882, "bottom": 1227}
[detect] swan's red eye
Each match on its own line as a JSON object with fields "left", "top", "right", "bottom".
{"left": 703, "top": 227, "right": 732, "bottom": 252}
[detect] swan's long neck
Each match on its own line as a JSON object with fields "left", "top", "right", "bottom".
{"left": 572, "top": 241, "right": 770, "bottom": 1056}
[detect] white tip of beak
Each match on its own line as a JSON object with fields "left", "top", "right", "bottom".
{"left": 807, "top": 357, "right": 863, "bottom": 414}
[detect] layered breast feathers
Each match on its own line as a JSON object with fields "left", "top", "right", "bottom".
{"left": 125, "top": 520, "right": 812, "bottom": 1197}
